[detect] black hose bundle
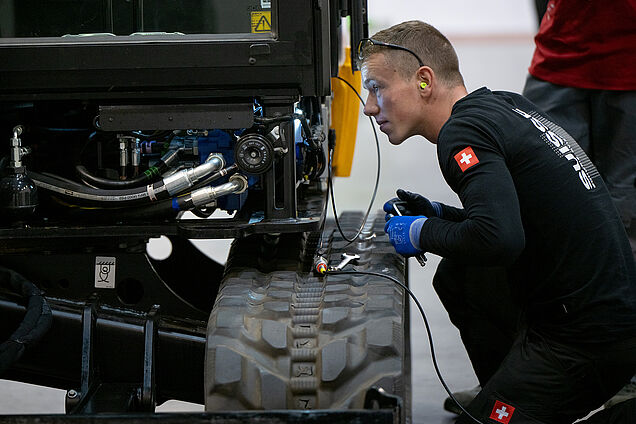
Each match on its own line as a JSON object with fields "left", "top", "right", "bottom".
{"left": 0, "top": 266, "right": 52, "bottom": 376}
{"left": 76, "top": 165, "right": 156, "bottom": 189}
{"left": 28, "top": 170, "right": 170, "bottom": 206}
{"left": 74, "top": 148, "right": 179, "bottom": 189}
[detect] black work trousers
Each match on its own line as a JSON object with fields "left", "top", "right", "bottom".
{"left": 433, "top": 259, "right": 636, "bottom": 423}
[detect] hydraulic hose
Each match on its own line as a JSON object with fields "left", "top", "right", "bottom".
{"left": 0, "top": 266, "right": 52, "bottom": 377}
{"left": 55, "top": 165, "right": 242, "bottom": 219}
{"left": 29, "top": 154, "right": 225, "bottom": 207}
{"left": 172, "top": 174, "right": 248, "bottom": 212}
{"left": 29, "top": 170, "right": 170, "bottom": 206}
{"left": 75, "top": 149, "right": 182, "bottom": 189}
{"left": 162, "top": 154, "right": 225, "bottom": 196}
{"left": 189, "top": 163, "right": 238, "bottom": 192}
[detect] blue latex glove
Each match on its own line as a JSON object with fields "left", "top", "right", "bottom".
{"left": 383, "top": 189, "right": 442, "bottom": 221}
{"left": 384, "top": 215, "right": 428, "bottom": 256}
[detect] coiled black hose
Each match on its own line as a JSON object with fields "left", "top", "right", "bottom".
{"left": 0, "top": 266, "right": 52, "bottom": 376}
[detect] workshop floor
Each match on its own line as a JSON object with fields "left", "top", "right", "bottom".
{"left": 0, "top": 36, "right": 536, "bottom": 422}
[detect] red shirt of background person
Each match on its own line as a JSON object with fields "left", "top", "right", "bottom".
{"left": 528, "top": 0, "right": 636, "bottom": 90}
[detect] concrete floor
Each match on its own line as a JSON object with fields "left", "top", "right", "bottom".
{"left": 0, "top": 35, "right": 536, "bottom": 422}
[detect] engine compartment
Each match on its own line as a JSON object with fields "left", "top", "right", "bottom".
{"left": 0, "top": 98, "right": 329, "bottom": 235}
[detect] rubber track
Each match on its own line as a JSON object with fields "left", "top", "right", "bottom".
{"left": 204, "top": 212, "right": 410, "bottom": 420}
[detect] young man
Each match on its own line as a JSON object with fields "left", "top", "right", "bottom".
{"left": 360, "top": 20, "right": 636, "bottom": 423}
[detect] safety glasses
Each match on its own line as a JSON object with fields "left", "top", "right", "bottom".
{"left": 357, "top": 38, "right": 426, "bottom": 68}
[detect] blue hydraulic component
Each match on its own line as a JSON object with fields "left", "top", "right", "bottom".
{"left": 194, "top": 130, "right": 257, "bottom": 213}
{"left": 196, "top": 129, "right": 233, "bottom": 164}
{"left": 140, "top": 121, "right": 312, "bottom": 213}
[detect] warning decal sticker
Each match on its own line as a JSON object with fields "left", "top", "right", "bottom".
{"left": 95, "top": 256, "right": 116, "bottom": 289}
{"left": 251, "top": 11, "right": 272, "bottom": 33}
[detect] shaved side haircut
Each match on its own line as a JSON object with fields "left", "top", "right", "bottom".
{"left": 359, "top": 20, "right": 465, "bottom": 87}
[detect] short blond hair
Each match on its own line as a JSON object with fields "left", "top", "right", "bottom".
{"left": 359, "top": 20, "right": 464, "bottom": 87}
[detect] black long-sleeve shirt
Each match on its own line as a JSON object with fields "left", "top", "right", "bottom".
{"left": 421, "top": 87, "right": 636, "bottom": 343}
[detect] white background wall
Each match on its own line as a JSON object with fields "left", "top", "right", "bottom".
{"left": 368, "top": 0, "right": 537, "bottom": 36}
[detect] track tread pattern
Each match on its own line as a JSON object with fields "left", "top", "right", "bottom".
{"left": 205, "top": 212, "right": 409, "bottom": 420}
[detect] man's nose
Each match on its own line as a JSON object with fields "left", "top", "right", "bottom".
{"left": 363, "top": 95, "right": 379, "bottom": 116}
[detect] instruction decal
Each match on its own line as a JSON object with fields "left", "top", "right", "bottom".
{"left": 95, "top": 256, "right": 116, "bottom": 288}
{"left": 251, "top": 11, "right": 272, "bottom": 33}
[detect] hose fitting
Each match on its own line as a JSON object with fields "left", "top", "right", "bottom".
{"left": 163, "top": 153, "right": 225, "bottom": 196}
{"left": 189, "top": 174, "right": 248, "bottom": 208}
{"left": 9, "top": 126, "right": 27, "bottom": 169}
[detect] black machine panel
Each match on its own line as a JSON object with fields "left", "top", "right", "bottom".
{"left": 0, "top": 0, "right": 333, "bottom": 100}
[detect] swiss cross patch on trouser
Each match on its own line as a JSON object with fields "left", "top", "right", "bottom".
{"left": 454, "top": 146, "right": 479, "bottom": 172}
{"left": 489, "top": 400, "right": 515, "bottom": 423}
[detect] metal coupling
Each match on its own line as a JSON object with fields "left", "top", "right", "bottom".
{"left": 189, "top": 174, "right": 248, "bottom": 208}
{"left": 163, "top": 153, "right": 225, "bottom": 196}
{"left": 189, "top": 153, "right": 225, "bottom": 182}
{"left": 160, "top": 148, "right": 182, "bottom": 167}
{"left": 9, "top": 125, "right": 25, "bottom": 168}
{"left": 118, "top": 139, "right": 129, "bottom": 168}
{"left": 131, "top": 139, "right": 141, "bottom": 167}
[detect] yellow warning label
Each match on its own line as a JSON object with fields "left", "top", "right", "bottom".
{"left": 251, "top": 11, "right": 271, "bottom": 33}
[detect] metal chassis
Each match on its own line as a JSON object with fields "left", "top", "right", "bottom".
{"left": 0, "top": 282, "right": 400, "bottom": 422}
{"left": 0, "top": 158, "right": 326, "bottom": 242}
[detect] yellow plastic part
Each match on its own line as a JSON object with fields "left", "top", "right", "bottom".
{"left": 330, "top": 47, "right": 361, "bottom": 177}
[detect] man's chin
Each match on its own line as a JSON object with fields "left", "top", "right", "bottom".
{"left": 387, "top": 133, "right": 406, "bottom": 145}
{"left": 379, "top": 126, "right": 406, "bottom": 145}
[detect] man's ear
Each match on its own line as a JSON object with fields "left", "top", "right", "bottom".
{"left": 416, "top": 66, "right": 434, "bottom": 92}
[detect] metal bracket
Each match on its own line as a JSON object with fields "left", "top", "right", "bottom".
{"left": 139, "top": 305, "right": 160, "bottom": 411}
{"left": 65, "top": 303, "right": 161, "bottom": 414}
{"left": 364, "top": 387, "right": 403, "bottom": 424}
{"left": 66, "top": 301, "right": 97, "bottom": 414}
{"left": 98, "top": 104, "right": 254, "bottom": 131}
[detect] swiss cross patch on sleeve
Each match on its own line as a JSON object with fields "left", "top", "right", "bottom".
{"left": 454, "top": 146, "right": 479, "bottom": 172}
{"left": 489, "top": 400, "right": 515, "bottom": 424}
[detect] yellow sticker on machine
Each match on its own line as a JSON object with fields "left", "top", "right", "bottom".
{"left": 251, "top": 11, "right": 271, "bottom": 33}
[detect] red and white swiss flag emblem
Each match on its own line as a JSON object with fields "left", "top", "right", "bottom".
{"left": 454, "top": 146, "right": 479, "bottom": 172}
{"left": 489, "top": 400, "right": 515, "bottom": 423}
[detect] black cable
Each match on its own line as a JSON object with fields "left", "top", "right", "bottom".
{"left": 75, "top": 146, "right": 183, "bottom": 190}
{"left": 327, "top": 76, "right": 381, "bottom": 245}
{"left": 75, "top": 165, "right": 156, "bottom": 189}
{"left": 254, "top": 114, "right": 313, "bottom": 141}
{"left": 327, "top": 269, "right": 485, "bottom": 424}
{"left": 0, "top": 266, "right": 53, "bottom": 377}
{"left": 316, "top": 161, "right": 332, "bottom": 256}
